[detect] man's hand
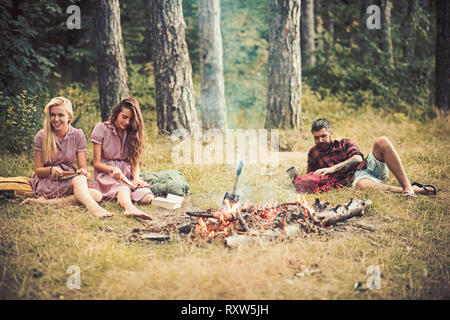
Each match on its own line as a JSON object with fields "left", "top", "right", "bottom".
{"left": 312, "top": 167, "right": 336, "bottom": 177}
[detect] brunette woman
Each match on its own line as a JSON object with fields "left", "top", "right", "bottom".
{"left": 91, "top": 97, "right": 154, "bottom": 220}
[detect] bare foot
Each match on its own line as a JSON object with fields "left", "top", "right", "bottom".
{"left": 412, "top": 185, "right": 436, "bottom": 195}
{"left": 401, "top": 191, "right": 418, "bottom": 198}
{"left": 86, "top": 204, "right": 114, "bottom": 218}
{"left": 124, "top": 205, "right": 152, "bottom": 220}
{"left": 400, "top": 185, "right": 417, "bottom": 198}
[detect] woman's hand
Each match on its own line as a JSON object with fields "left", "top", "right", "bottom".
{"left": 133, "top": 178, "right": 149, "bottom": 188}
{"left": 51, "top": 166, "right": 63, "bottom": 178}
{"left": 76, "top": 168, "right": 90, "bottom": 178}
{"left": 110, "top": 167, "right": 123, "bottom": 180}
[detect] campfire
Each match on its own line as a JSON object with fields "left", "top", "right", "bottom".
{"left": 137, "top": 163, "right": 373, "bottom": 247}
{"left": 139, "top": 196, "right": 372, "bottom": 248}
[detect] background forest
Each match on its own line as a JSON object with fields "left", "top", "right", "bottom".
{"left": 0, "top": 0, "right": 448, "bottom": 300}
{"left": 0, "top": 0, "right": 442, "bottom": 152}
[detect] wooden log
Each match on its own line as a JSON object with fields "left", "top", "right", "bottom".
{"left": 224, "top": 234, "right": 254, "bottom": 248}
{"left": 141, "top": 233, "right": 170, "bottom": 241}
{"left": 186, "top": 211, "right": 215, "bottom": 218}
{"left": 319, "top": 199, "right": 371, "bottom": 227}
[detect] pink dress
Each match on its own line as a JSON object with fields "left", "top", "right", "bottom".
{"left": 91, "top": 122, "right": 152, "bottom": 201}
{"left": 30, "top": 126, "right": 87, "bottom": 198}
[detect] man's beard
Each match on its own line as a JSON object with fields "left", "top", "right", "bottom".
{"left": 317, "top": 141, "right": 331, "bottom": 151}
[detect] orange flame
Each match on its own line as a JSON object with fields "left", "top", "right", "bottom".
{"left": 296, "top": 194, "right": 316, "bottom": 218}
{"left": 195, "top": 195, "right": 317, "bottom": 239}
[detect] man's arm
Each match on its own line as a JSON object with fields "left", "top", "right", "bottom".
{"left": 312, "top": 154, "right": 363, "bottom": 177}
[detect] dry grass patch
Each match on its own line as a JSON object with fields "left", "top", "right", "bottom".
{"left": 0, "top": 103, "right": 448, "bottom": 299}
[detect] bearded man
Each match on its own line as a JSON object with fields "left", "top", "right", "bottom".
{"left": 306, "top": 118, "right": 436, "bottom": 197}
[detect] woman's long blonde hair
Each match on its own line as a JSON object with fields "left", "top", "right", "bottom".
{"left": 109, "top": 97, "right": 145, "bottom": 168}
{"left": 42, "top": 97, "right": 73, "bottom": 163}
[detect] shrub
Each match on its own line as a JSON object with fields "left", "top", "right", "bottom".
{"left": 0, "top": 91, "right": 47, "bottom": 154}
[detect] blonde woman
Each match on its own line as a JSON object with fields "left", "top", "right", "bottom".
{"left": 21, "top": 97, "right": 114, "bottom": 218}
{"left": 91, "top": 97, "right": 154, "bottom": 220}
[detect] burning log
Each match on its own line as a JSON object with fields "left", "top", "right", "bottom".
{"left": 188, "top": 197, "right": 371, "bottom": 245}
{"left": 140, "top": 196, "right": 372, "bottom": 247}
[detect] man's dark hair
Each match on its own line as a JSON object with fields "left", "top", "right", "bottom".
{"left": 311, "top": 118, "right": 331, "bottom": 133}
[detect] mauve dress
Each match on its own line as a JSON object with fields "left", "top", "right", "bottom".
{"left": 91, "top": 122, "right": 152, "bottom": 201}
{"left": 30, "top": 126, "right": 87, "bottom": 198}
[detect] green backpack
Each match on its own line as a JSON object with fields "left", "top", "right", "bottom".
{"left": 140, "top": 169, "right": 189, "bottom": 197}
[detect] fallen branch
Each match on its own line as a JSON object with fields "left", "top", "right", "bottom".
{"left": 317, "top": 199, "right": 371, "bottom": 227}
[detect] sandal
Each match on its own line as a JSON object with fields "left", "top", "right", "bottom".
{"left": 411, "top": 182, "right": 437, "bottom": 195}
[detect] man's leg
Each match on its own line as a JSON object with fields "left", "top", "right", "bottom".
{"left": 356, "top": 136, "right": 434, "bottom": 195}
{"left": 355, "top": 177, "right": 405, "bottom": 193}
{"left": 371, "top": 136, "right": 414, "bottom": 194}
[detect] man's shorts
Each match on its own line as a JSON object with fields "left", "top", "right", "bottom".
{"left": 352, "top": 152, "right": 389, "bottom": 187}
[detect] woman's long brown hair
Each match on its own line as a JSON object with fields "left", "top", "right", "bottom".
{"left": 109, "top": 97, "right": 145, "bottom": 169}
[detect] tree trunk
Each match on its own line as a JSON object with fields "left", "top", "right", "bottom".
{"left": 149, "top": 0, "right": 199, "bottom": 135}
{"left": 360, "top": 0, "right": 370, "bottom": 57}
{"left": 93, "top": 0, "right": 130, "bottom": 121}
{"left": 265, "top": 0, "right": 301, "bottom": 129}
{"left": 199, "top": 0, "right": 227, "bottom": 131}
{"left": 380, "top": 0, "right": 394, "bottom": 67}
{"left": 402, "top": 0, "right": 417, "bottom": 63}
{"left": 436, "top": 0, "right": 450, "bottom": 114}
{"left": 301, "top": 0, "right": 315, "bottom": 67}
{"left": 323, "top": 0, "right": 334, "bottom": 60}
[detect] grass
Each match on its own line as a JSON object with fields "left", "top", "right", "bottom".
{"left": 0, "top": 90, "right": 449, "bottom": 300}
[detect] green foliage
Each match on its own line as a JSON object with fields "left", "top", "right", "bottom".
{"left": 0, "top": 1, "right": 69, "bottom": 97}
{"left": 55, "top": 83, "right": 100, "bottom": 139}
{"left": 0, "top": 91, "right": 46, "bottom": 154}
{"left": 121, "top": 0, "right": 151, "bottom": 64}
{"left": 127, "top": 63, "right": 156, "bottom": 110}
{"left": 304, "top": 0, "right": 436, "bottom": 120}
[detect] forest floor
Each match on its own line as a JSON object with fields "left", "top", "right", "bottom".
{"left": 0, "top": 103, "right": 449, "bottom": 300}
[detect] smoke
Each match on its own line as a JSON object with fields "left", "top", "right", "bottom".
{"left": 219, "top": 0, "right": 270, "bottom": 128}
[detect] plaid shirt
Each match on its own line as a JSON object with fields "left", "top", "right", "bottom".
{"left": 307, "top": 139, "right": 365, "bottom": 186}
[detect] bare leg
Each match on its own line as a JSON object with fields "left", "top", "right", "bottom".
{"left": 72, "top": 175, "right": 114, "bottom": 218}
{"left": 20, "top": 195, "right": 78, "bottom": 206}
{"left": 139, "top": 193, "right": 154, "bottom": 204}
{"left": 356, "top": 178, "right": 434, "bottom": 195}
{"left": 371, "top": 136, "right": 415, "bottom": 195}
{"left": 117, "top": 189, "right": 152, "bottom": 220}
{"left": 355, "top": 178, "right": 406, "bottom": 194}
{"left": 21, "top": 189, "right": 102, "bottom": 206}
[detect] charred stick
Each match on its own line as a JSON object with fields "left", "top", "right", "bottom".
{"left": 237, "top": 212, "right": 249, "bottom": 232}
{"left": 186, "top": 211, "right": 215, "bottom": 219}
